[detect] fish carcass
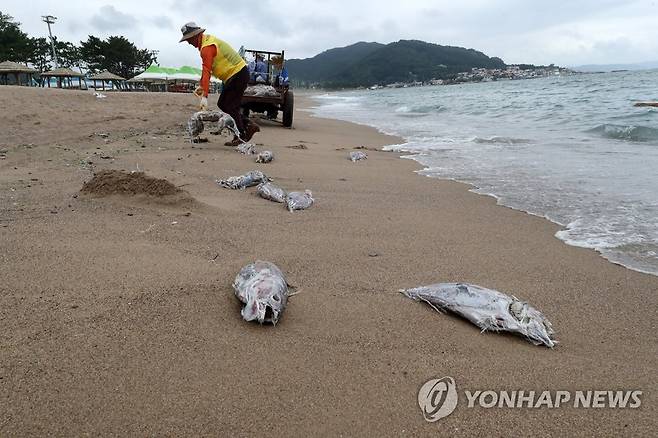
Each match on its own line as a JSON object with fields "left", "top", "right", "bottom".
{"left": 285, "top": 190, "right": 314, "bottom": 212}
{"left": 236, "top": 142, "right": 257, "bottom": 155}
{"left": 257, "top": 182, "right": 287, "bottom": 203}
{"left": 188, "top": 110, "right": 241, "bottom": 141}
{"left": 255, "top": 151, "right": 274, "bottom": 163}
{"left": 350, "top": 151, "right": 367, "bottom": 162}
{"left": 233, "top": 261, "right": 289, "bottom": 324}
{"left": 217, "top": 170, "right": 269, "bottom": 189}
{"left": 400, "top": 283, "right": 556, "bottom": 347}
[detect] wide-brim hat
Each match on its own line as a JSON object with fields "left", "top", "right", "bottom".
{"left": 179, "top": 22, "right": 205, "bottom": 42}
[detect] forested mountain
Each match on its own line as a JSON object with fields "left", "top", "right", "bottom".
{"left": 286, "top": 40, "right": 506, "bottom": 88}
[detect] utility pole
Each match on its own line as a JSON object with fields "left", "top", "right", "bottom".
{"left": 41, "top": 15, "right": 58, "bottom": 69}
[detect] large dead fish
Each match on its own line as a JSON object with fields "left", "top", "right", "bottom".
{"left": 257, "top": 182, "right": 287, "bottom": 203}
{"left": 188, "top": 110, "right": 241, "bottom": 142}
{"left": 400, "top": 283, "right": 556, "bottom": 347}
{"left": 233, "top": 261, "right": 289, "bottom": 324}
{"left": 217, "top": 170, "right": 269, "bottom": 189}
{"left": 285, "top": 190, "right": 314, "bottom": 212}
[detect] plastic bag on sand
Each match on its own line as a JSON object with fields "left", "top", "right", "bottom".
{"left": 400, "top": 283, "right": 556, "bottom": 347}
{"left": 257, "top": 182, "right": 287, "bottom": 203}
{"left": 256, "top": 151, "right": 274, "bottom": 163}
{"left": 285, "top": 190, "right": 314, "bottom": 212}
{"left": 217, "top": 170, "right": 269, "bottom": 190}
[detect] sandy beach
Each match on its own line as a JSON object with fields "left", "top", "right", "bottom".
{"left": 1, "top": 86, "right": 656, "bottom": 436}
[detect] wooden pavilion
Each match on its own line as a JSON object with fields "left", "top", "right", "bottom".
{"left": 0, "top": 61, "right": 38, "bottom": 86}
{"left": 40, "top": 68, "right": 86, "bottom": 89}
{"left": 88, "top": 70, "right": 126, "bottom": 91}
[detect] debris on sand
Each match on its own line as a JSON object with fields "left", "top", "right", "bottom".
{"left": 285, "top": 190, "right": 314, "bottom": 212}
{"left": 400, "top": 283, "right": 556, "bottom": 347}
{"left": 286, "top": 144, "right": 308, "bottom": 150}
{"left": 233, "top": 260, "right": 289, "bottom": 325}
{"left": 255, "top": 151, "right": 274, "bottom": 163}
{"left": 236, "top": 142, "right": 257, "bottom": 155}
{"left": 350, "top": 151, "right": 368, "bottom": 162}
{"left": 217, "top": 170, "right": 270, "bottom": 190}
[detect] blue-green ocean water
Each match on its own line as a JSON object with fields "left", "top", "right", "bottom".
{"left": 312, "top": 71, "right": 658, "bottom": 276}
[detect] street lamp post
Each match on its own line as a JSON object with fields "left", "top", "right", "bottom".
{"left": 41, "top": 15, "right": 58, "bottom": 69}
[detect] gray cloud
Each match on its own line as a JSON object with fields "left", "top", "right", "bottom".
{"left": 150, "top": 15, "right": 173, "bottom": 30}
{"left": 90, "top": 5, "right": 138, "bottom": 32}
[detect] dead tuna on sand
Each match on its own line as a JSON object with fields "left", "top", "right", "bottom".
{"left": 233, "top": 261, "right": 289, "bottom": 324}
{"left": 400, "top": 283, "right": 556, "bottom": 347}
{"left": 285, "top": 190, "right": 314, "bottom": 212}
{"left": 217, "top": 170, "right": 270, "bottom": 189}
{"left": 350, "top": 151, "right": 368, "bottom": 162}
{"left": 255, "top": 150, "right": 274, "bottom": 163}
{"left": 188, "top": 110, "right": 241, "bottom": 142}
{"left": 257, "top": 182, "right": 286, "bottom": 203}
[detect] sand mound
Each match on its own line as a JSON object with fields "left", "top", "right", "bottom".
{"left": 81, "top": 170, "right": 194, "bottom": 204}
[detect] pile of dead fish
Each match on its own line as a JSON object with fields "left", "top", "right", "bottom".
{"left": 243, "top": 84, "right": 280, "bottom": 98}
{"left": 256, "top": 181, "right": 314, "bottom": 212}
{"left": 400, "top": 282, "right": 556, "bottom": 347}
{"left": 217, "top": 172, "right": 314, "bottom": 212}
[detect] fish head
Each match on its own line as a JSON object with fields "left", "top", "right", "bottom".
{"left": 509, "top": 299, "right": 556, "bottom": 347}
{"left": 241, "top": 284, "right": 287, "bottom": 325}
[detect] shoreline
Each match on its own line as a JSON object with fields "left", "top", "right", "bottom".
{"left": 305, "top": 91, "right": 658, "bottom": 278}
{"left": 1, "top": 86, "right": 656, "bottom": 436}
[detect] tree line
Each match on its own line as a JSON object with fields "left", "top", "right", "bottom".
{"left": 0, "top": 11, "right": 157, "bottom": 78}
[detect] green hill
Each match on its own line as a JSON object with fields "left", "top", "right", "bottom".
{"left": 285, "top": 41, "right": 384, "bottom": 84}
{"left": 286, "top": 40, "right": 506, "bottom": 88}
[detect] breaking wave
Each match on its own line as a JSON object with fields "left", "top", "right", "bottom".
{"left": 587, "top": 124, "right": 658, "bottom": 142}
{"left": 471, "top": 136, "right": 532, "bottom": 145}
{"left": 395, "top": 104, "right": 446, "bottom": 114}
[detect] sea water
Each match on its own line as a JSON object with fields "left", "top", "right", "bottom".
{"left": 311, "top": 70, "right": 658, "bottom": 276}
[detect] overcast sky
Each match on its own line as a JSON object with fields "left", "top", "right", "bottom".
{"left": 5, "top": 0, "right": 658, "bottom": 67}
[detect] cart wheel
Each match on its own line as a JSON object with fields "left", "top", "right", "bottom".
{"left": 282, "top": 90, "right": 294, "bottom": 127}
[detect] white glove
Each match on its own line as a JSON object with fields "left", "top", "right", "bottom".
{"left": 193, "top": 86, "right": 204, "bottom": 97}
{"left": 199, "top": 96, "right": 208, "bottom": 111}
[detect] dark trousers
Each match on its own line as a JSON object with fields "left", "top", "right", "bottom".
{"left": 218, "top": 66, "right": 249, "bottom": 137}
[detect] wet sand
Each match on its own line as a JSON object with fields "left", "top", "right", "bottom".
{"left": 0, "top": 86, "right": 656, "bottom": 436}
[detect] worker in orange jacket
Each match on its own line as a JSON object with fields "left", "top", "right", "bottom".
{"left": 180, "top": 22, "right": 259, "bottom": 145}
